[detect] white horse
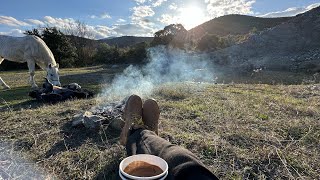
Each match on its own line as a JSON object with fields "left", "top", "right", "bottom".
{"left": 0, "top": 35, "right": 61, "bottom": 89}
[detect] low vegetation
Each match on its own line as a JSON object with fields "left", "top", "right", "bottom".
{"left": 0, "top": 67, "right": 319, "bottom": 179}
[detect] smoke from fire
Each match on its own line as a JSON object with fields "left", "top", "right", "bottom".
{"left": 97, "top": 46, "right": 215, "bottom": 101}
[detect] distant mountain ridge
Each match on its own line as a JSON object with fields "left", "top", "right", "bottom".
{"left": 99, "top": 36, "right": 153, "bottom": 48}
{"left": 188, "top": 14, "right": 293, "bottom": 39}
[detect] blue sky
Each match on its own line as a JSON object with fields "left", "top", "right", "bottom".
{"left": 0, "top": 0, "right": 319, "bottom": 39}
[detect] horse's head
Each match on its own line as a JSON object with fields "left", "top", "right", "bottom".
{"left": 46, "top": 63, "right": 61, "bottom": 86}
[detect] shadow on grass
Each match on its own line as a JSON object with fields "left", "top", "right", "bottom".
{"left": 44, "top": 121, "right": 121, "bottom": 158}
{"left": 60, "top": 66, "right": 126, "bottom": 87}
{"left": 0, "top": 86, "right": 47, "bottom": 111}
{"left": 7, "top": 100, "right": 45, "bottom": 110}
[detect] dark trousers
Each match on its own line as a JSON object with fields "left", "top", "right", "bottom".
{"left": 126, "top": 129, "right": 219, "bottom": 180}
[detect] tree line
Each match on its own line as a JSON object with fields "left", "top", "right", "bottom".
{"left": 24, "top": 26, "right": 149, "bottom": 68}
{"left": 1, "top": 22, "right": 149, "bottom": 70}
{"left": 1, "top": 22, "right": 252, "bottom": 70}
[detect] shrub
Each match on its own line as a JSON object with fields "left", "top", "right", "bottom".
{"left": 93, "top": 43, "right": 121, "bottom": 64}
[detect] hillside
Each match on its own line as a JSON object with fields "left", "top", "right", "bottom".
{"left": 188, "top": 14, "right": 292, "bottom": 39}
{"left": 99, "top": 36, "right": 153, "bottom": 48}
{"left": 210, "top": 6, "right": 320, "bottom": 73}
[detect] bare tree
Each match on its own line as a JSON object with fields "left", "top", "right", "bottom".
{"left": 63, "top": 20, "right": 94, "bottom": 39}
{"left": 62, "top": 20, "right": 96, "bottom": 65}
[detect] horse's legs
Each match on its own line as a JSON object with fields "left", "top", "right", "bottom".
{"left": 0, "top": 77, "right": 10, "bottom": 89}
{"left": 0, "top": 57, "right": 10, "bottom": 89}
{"left": 26, "top": 59, "right": 38, "bottom": 88}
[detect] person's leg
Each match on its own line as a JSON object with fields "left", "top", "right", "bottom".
{"left": 126, "top": 129, "right": 218, "bottom": 180}
{"left": 121, "top": 95, "right": 218, "bottom": 179}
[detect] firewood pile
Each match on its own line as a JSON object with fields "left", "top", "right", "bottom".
{"left": 29, "top": 80, "right": 94, "bottom": 103}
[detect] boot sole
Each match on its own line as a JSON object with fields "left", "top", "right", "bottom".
{"left": 119, "top": 95, "right": 142, "bottom": 145}
{"left": 142, "top": 99, "right": 160, "bottom": 134}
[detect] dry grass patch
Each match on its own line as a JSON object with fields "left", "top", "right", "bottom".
{"left": 0, "top": 68, "right": 319, "bottom": 179}
{"left": 155, "top": 83, "right": 320, "bottom": 179}
{"left": 1, "top": 99, "right": 125, "bottom": 179}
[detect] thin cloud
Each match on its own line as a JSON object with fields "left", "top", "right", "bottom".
{"left": 157, "top": 14, "right": 178, "bottom": 25}
{"left": 132, "top": 5, "right": 155, "bottom": 18}
{"left": 131, "top": 5, "right": 155, "bottom": 24}
{"left": 0, "top": 29, "right": 24, "bottom": 36}
{"left": 133, "top": 0, "right": 167, "bottom": 7}
{"left": 93, "top": 23, "right": 157, "bottom": 38}
{"left": 26, "top": 19, "right": 45, "bottom": 26}
{"left": 152, "top": 0, "right": 167, "bottom": 7}
{"left": 101, "top": 13, "right": 112, "bottom": 19}
{"left": 133, "top": 0, "right": 147, "bottom": 4}
{"left": 307, "top": 2, "right": 320, "bottom": 9}
{"left": 260, "top": 2, "right": 320, "bottom": 17}
{"left": 43, "top": 16, "right": 75, "bottom": 29}
{"left": 169, "top": 3, "right": 177, "bottom": 10}
{"left": 111, "top": 23, "right": 155, "bottom": 37}
{"left": 92, "top": 25, "right": 117, "bottom": 39}
{"left": 117, "top": 18, "right": 126, "bottom": 23}
{"left": 90, "top": 13, "right": 112, "bottom": 19}
{"left": 26, "top": 16, "right": 155, "bottom": 39}
{"left": 204, "top": 0, "right": 256, "bottom": 17}
{"left": 0, "top": 16, "right": 29, "bottom": 27}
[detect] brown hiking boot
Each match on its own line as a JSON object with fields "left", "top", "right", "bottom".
{"left": 119, "top": 95, "right": 142, "bottom": 145}
{"left": 142, "top": 99, "right": 160, "bottom": 134}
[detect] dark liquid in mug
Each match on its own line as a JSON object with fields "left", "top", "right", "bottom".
{"left": 124, "top": 161, "right": 163, "bottom": 177}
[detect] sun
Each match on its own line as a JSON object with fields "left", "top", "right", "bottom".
{"left": 179, "top": 6, "right": 206, "bottom": 30}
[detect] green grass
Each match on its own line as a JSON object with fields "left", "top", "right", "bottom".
{"left": 0, "top": 67, "right": 319, "bottom": 179}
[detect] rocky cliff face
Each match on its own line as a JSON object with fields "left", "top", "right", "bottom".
{"left": 211, "top": 6, "right": 320, "bottom": 73}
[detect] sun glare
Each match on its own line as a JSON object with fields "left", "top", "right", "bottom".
{"left": 179, "top": 7, "right": 206, "bottom": 30}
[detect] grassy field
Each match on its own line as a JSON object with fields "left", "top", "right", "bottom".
{"left": 0, "top": 66, "right": 319, "bottom": 179}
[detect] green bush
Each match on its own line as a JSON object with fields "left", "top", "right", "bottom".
{"left": 123, "top": 42, "right": 149, "bottom": 64}
{"left": 93, "top": 43, "right": 121, "bottom": 64}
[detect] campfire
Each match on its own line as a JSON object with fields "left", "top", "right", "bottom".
{"left": 72, "top": 97, "right": 129, "bottom": 130}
